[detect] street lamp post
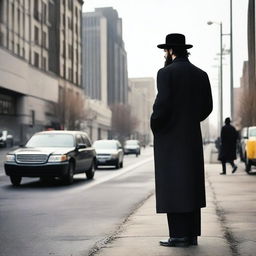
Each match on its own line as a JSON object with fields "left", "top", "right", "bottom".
{"left": 207, "top": 21, "right": 223, "bottom": 133}
{"left": 230, "top": 0, "right": 234, "bottom": 120}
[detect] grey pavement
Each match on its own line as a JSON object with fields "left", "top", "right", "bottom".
{"left": 91, "top": 145, "right": 256, "bottom": 256}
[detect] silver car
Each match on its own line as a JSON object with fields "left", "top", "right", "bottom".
{"left": 93, "top": 140, "right": 124, "bottom": 169}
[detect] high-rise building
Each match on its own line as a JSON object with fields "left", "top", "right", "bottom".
{"left": 82, "top": 12, "right": 107, "bottom": 104}
{"left": 128, "top": 77, "right": 155, "bottom": 145}
{"left": 0, "top": 0, "right": 83, "bottom": 143}
{"left": 94, "top": 7, "right": 128, "bottom": 105}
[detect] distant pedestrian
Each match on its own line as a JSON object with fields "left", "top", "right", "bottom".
{"left": 150, "top": 33, "right": 213, "bottom": 247}
{"left": 218, "top": 117, "right": 238, "bottom": 175}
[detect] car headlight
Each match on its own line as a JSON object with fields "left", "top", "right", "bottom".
{"left": 6, "top": 154, "right": 15, "bottom": 162}
{"left": 48, "top": 154, "right": 68, "bottom": 162}
{"left": 111, "top": 153, "right": 118, "bottom": 159}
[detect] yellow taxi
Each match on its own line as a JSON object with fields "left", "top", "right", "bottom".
{"left": 241, "top": 126, "right": 256, "bottom": 173}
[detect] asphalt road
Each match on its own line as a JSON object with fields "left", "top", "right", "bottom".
{"left": 0, "top": 147, "right": 154, "bottom": 256}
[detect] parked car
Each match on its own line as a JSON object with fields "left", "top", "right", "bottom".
{"left": 93, "top": 140, "right": 124, "bottom": 169}
{"left": 4, "top": 131, "right": 96, "bottom": 186}
{"left": 0, "top": 130, "right": 13, "bottom": 147}
{"left": 124, "top": 140, "right": 141, "bottom": 157}
{"left": 239, "top": 126, "right": 256, "bottom": 173}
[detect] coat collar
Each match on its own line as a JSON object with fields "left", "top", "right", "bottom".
{"left": 172, "top": 57, "right": 190, "bottom": 63}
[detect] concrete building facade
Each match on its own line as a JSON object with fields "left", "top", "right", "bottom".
{"left": 82, "top": 12, "right": 107, "bottom": 105}
{"left": 0, "top": 0, "right": 84, "bottom": 144}
{"left": 94, "top": 7, "right": 128, "bottom": 105}
{"left": 128, "top": 78, "right": 155, "bottom": 145}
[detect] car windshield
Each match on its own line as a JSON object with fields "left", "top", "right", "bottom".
{"left": 125, "top": 140, "right": 138, "bottom": 145}
{"left": 249, "top": 128, "right": 256, "bottom": 137}
{"left": 93, "top": 141, "right": 117, "bottom": 150}
{"left": 26, "top": 134, "right": 75, "bottom": 147}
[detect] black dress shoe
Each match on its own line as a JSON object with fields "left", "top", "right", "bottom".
{"left": 232, "top": 165, "right": 238, "bottom": 173}
{"left": 190, "top": 236, "right": 198, "bottom": 246}
{"left": 220, "top": 172, "right": 226, "bottom": 175}
{"left": 159, "top": 237, "right": 190, "bottom": 247}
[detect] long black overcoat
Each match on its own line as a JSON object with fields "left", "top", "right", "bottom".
{"left": 150, "top": 57, "right": 213, "bottom": 213}
{"left": 218, "top": 124, "right": 238, "bottom": 161}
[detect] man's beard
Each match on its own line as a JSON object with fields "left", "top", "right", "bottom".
{"left": 164, "top": 52, "right": 173, "bottom": 67}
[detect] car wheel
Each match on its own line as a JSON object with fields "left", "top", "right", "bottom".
{"left": 62, "top": 162, "right": 74, "bottom": 185}
{"left": 86, "top": 161, "right": 95, "bottom": 180}
{"left": 115, "top": 160, "right": 120, "bottom": 169}
{"left": 10, "top": 175, "right": 22, "bottom": 186}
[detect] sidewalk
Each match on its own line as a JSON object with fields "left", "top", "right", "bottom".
{"left": 92, "top": 160, "right": 256, "bottom": 256}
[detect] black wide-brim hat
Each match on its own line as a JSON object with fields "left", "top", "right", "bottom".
{"left": 157, "top": 33, "right": 193, "bottom": 49}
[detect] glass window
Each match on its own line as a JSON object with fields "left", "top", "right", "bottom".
{"left": 34, "top": 52, "right": 39, "bottom": 67}
{"left": 76, "top": 134, "right": 83, "bottom": 145}
{"left": 26, "top": 134, "right": 75, "bottom": 147}
{"left": 93, "top": 140, "right": 118, "bottom": 150}
{"left": 34, "top": 26, "right": 39, "bottom": 44}
{"left": 82, "top": 134, "right": 91, "bottom": 147}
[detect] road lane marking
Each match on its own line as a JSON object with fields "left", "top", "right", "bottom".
{"left": 65, "top": 156, "right": 154, "bottom": 195}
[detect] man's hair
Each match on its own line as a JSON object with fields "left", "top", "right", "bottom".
{"left": 171, "top": 47, "right": 190, "bottom": 58}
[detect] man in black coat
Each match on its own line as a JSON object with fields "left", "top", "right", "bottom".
{"left": 150, "top": 34, "right": 213, "bottom": 247}
{"left": 218, "top": 117, "right": 238, "bottom": 174}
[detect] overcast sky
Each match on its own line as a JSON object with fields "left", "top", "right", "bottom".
{"left": 82, "top": 0, "right": 248, "bottom": 130}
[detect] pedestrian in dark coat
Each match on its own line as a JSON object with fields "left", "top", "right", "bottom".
{"left": 218, "top": 117, "right": 238, "bottom": 174}
{"left": 150, "top": 33, "right": 213, "bottom": 247}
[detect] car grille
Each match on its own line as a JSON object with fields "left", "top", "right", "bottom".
{"left": 97, "top": 154, "right": 111, "bottom": 160}
{"left": 16, "top": 154, "right": 48, "bottom": 164}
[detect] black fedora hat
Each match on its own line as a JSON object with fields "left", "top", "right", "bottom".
{"left": 157, "top": 33, "right": 193, "bottom": 49}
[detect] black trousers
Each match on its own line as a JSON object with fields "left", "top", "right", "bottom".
{"left": 167, "top": 209, "right": 201, "bottom": 238}
{"left": 221, "top": 160, "right": 235, "bottom": 174}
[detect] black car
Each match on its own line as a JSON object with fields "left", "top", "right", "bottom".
{"left": 4, "top": 131, "right": 96, "bottom": 186}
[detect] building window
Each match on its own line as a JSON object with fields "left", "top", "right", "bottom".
{"left": 23, "top": 12, "right": 25, "bottom": 38}
{"left": 42, "top": 57, "right": 47, "bottom": 70}
{"left": 0, "top": 0, "right": 4, "bottom": 23}
{"left": 68, "top": 44, "right": 72, "bottom": 59}
{"left": 34, "top": 0, "right": 39, "bottom": 20}
{"left": 62, "top": 14, "right": 65, "bottom": 26}
{"left": 62, "top": 40, "right": 66, "bottom": 57}
{"left": 34, "top": 26, "right": 39, "bottom": 45}
{"left": 34, "top": 52, "right": 39, "bottom": 67}
{"left": 68, "top": 0, "right": 72, "bottom": 10}
{"left": 75, "top": 23, "right": 78, "bottom": 35}
{"left": 68, "top": 68, "right": 72, "bottom": 81}
{"left": 17, "top": 9, "right": 21, "bottom": 36}
{"left": 63, "top": 65, "right": 66, "bottom": 78}
{"left": 42, "top": 31, "right": 47, "bottom": 48}
{"left": 17, "top": 43, "right": 20, "bottom": 55}
{"left": 0, "top": 32, "right": 3, "bottom": 46}
{"left": 11, "top": 3, "right": 14, "bottom": 31}
{"left": 68, "top": 17, "right": 72, "bottom": 30}
{"left": 0, "top": 95, "right": 15, "bottom": 115}
{"left": 42, "top": 2, "right": 47, "bottom": 24}
{"left": 11, "top": 41, "right": 14, "bottom": 51}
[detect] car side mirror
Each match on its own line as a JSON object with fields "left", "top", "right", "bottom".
{"left": 77, "top": 143, "right": 86, "bottom": 149}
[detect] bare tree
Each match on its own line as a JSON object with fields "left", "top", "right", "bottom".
{"left": 51, "top": 86, "right": 88, "bottom": 130}
{"left": 239, "top": 87, "right": 256, "bottom": 127}
{"left": 110, "top": 103, "right": 138, "bottom": 143}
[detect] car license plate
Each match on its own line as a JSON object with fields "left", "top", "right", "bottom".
{"left": 98, "top": 159, "right": 106, "bottom": 163}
